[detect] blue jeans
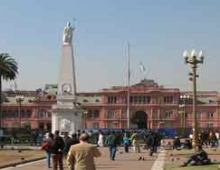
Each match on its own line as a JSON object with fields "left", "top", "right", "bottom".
{"left": 109, "top": 145, "right": 117, "bottom": 160}
{"left": 45, "top": 151, "right": 51, "bottom": 168}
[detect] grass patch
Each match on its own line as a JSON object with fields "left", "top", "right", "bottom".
{"left": 0, "top": 149, "right": 44, "bottom": 167}
{"left": 165, "top": 162, "right": 219, "bottom": 170}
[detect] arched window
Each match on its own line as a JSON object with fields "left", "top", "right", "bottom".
{"left": 107, "top": 110, "right": 115, "bottom": 118}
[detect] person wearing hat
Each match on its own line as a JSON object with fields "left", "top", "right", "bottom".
{"left": 66, "top": 133, "right": 101, "bottom": 170}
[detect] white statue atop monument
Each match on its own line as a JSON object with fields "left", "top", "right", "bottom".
{"left": 63, "top": 22, "right": 74, "bottom": 45}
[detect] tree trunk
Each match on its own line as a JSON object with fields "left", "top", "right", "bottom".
{"left": 0, "top": 75, "right": 2, "bottom": 128}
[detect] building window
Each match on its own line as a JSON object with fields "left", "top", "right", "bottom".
{"left": 87, "top": 110, "right": 93, "bottom": 118}
{"left": 93, "top": 110, "right": 100, "bottom": 118}
{"left": 39, "top": 123, "right": 44, "bottom": 129}
{"left": 134, "top": 96, "right": 138, "bottom": 103}
{"left": 38, "top": 110, "right": 51, "bottom": 118}
{"left": 108, "top": 96, "right": 117, "bottom": 104}
{"left": 208, "top": 112, "right": 214, "bottom": 119}
{"left": 122, "top": 111, "right": 127, "bottom": 118}
{"left": 93, "top": 122, "right": 99, "bottom": 129}
{"left": 130, "top": 96, "right": 133, "bottom": 103}
{"left": 130, "top": 95, "right": 151, "bottom": 104}
{"left": 138, "top": 96, "right": 142, "bottom": 103}
{"left": 46, "top": 123, "right": 51, "bottom": 131}
{"left": 208, "top": 123, "right": 213, "bottom": 128}
{"left": 165, "top": 111, "right": 172, "bottom": 118}
{"left": 164, "top": 96, "right": 173, "bottom": 103}
{"left": 107, "top": 110, "right": 115, "bottom": 118}
{"left": 145, "top": 96, "right": 151, "bottom": 103}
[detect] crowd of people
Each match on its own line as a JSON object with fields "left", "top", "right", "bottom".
{"left": 41, "top": 130, "right": 101, "bottom": 170}
{"left": 198, "top": 130, "right": 219, "bottom": 147}
{"left": 40, "top": 129, "right": 220, "bottom": 169}
{"left": 172, "top": 130, "right": 219, "bottom": 150}
{"left": 41, "top": 130, "right": 161, "bottom": 170}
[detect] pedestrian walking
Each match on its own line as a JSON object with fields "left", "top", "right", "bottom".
{"left": 41, "top": 133, "right": 53, "bottom": 168}
{"left": 64, "top": 132, "right": 71, "bottom": 145}
{"left": 66, "top": 133, "right": 101, "bottom": 170}
{"left": 105, "top": 131, "right": 117, "bottom": 161}
{"left": 50, "top": 130, "right": 65, "bottom": 170}
{"left": 131, "top": 131, "right": 141, "bottom": 153}
{"left": 63, "top": 133, "right": 79, "bottom": 156}
{"left": 97, "top": 130, "right": 104, "bottom": 147}
{"left": 148, "top": 133, "right": 158, "bottom": 156}
{"left": 123, "top": 132, "right": 130, "bottom": 153}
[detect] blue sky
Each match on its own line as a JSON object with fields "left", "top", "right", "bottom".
{"left": 0, "top": 0, "right": 220, "bottom": 92}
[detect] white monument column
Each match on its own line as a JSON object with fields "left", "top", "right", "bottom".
{"left": 52, "top": 22, "right": 82, "bottom": 134}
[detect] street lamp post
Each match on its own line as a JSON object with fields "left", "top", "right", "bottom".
{"left": 183, "top": 49, "right": 204, "bottom": 147}
{"left": 179, "top": 95, "right": 190, "bottom": 135}
{"left": 15, "top": 95, "right": 24, "bottom": 129}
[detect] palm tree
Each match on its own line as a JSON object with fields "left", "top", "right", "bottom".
{"left": 0, "top": 53, "right": 18, "bottom": 128}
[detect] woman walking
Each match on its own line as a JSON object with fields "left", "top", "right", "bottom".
{"left": 123, "top": 133, "right": 130, "bottom": 153}
{"left": 41, "top": 133, "right": 54, "bottom": 168}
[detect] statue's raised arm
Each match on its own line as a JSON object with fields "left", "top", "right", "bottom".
{"left": 63, "top": 22, "right": 74, "bottom": 45}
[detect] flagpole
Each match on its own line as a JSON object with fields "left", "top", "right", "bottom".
{"left": 126, "top": 42, "right": 130, "bottom": 129}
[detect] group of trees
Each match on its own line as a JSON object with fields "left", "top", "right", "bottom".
{"left": 0, "top": 53, "right": 18, "bottom": 128}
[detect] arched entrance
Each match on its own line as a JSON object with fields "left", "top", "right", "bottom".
{"left": 131, "top": 111, "right": 148, "bottom": 129}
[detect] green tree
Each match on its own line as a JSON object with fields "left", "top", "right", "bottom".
{"left": 0, "top": 53, "right": 18, "bottom": 128}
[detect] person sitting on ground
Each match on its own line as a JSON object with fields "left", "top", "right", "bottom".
{"left": 180, "top": 145, "right": 210, "bottom": 167}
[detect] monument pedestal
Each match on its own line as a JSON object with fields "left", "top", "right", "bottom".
{"left": 52, "top": 103, "right": 82, "bottom": 134}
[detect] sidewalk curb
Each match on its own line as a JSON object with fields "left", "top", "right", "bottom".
{"left": 0, "top": 157, "right": 45, "bottom": 169}
{"left": 3, "top": 146, "right": 41, "bottom": 150}
{"left": 151, "top": 150, "right": 166, "bottom": 170}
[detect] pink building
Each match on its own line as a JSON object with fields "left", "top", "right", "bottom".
{"left": 1, "top": 80, "right": 220, "bottom": 131}
{"left": 81, "top": 79, "right": 220, "bottom": 130}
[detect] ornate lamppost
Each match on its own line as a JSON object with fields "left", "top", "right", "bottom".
{"left": 183, "top": 49, "right": 204, "bottom": 146}
{"left": 15, "top": 95, "right": 24, "bottom": 129}
{"left": 179, "top": 95, "right": 190, "bottom": 135}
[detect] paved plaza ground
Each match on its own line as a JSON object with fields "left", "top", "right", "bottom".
{"left": 0, "top": 149, "right": 44, "bottom": 167}
{"left": 1, "top": 147, "right": 157, "bottom": 170}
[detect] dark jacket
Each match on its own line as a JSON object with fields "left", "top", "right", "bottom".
{"left": 50, "top": 136, "right": 65, "bottom": 154}
{"left": 63, "top": 137, "right": 79, "bottom": 155}
{"left": 194, "top": 149, "right": 208, "bottom": 161}
{"left": 105, "top": 134, "right": 116, "bottom": 147}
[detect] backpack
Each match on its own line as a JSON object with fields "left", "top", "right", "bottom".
{"left": 41, "top": 141, "right": 50, "bottom": 151}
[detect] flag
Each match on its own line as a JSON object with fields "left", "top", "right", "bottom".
{"left": 140, "top": 62, "right": 146, "bottom": 72}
